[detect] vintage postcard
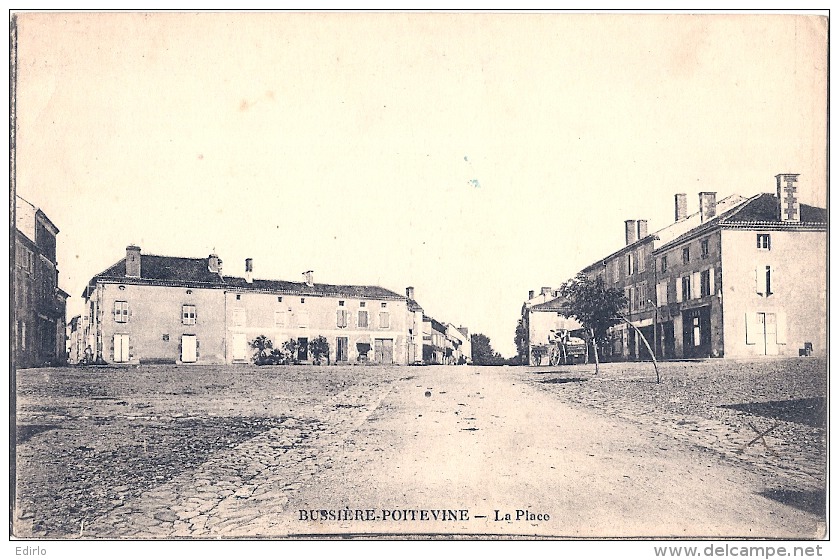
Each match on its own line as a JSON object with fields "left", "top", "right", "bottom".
{"left": 9, "top": 10, "right": 828, "bottom": 553}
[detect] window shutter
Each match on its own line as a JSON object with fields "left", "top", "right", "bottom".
{"left": 776, "top": 312, "right": 786, "bottom": 344}
{"left": 754, "top": 267, "right": 763, "bottom": 295}
{"left": 766, "top": 266, "right": 773, "bottom": 296}
{"left": 691, "top": 272, "right": 700, "bottom": 299}
{"left": 659, "top": 281, "right": 668, "bottom": 305}
{"left": 745, "top": 313, "right": 757, "bottom": 345}
{"left": 709, "top": 267, "right": 715, "bottom": 295}
{"left": 676, "top": 278, "right": 683, "bottom": 303}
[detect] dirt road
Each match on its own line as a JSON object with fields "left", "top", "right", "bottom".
{"left": 14, "top": 363, "right": 825, "bottom": 539}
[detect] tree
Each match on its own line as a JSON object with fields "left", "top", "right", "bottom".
{"left": 514, "top": 317, "right": 528, "bottom": 365}
{"left": 250, "top": 335, "right": 274, "bottom": 365}
{"left": 308, "top": 335, "right": 330, "bottom": 365}
{"left": 281, "top": 338, "right": 299, "bottom": 364}
{"left": 471, "top": 333, "right": 505, "bottom": 366}
{"left": 559, "top": 273, "right": 627, "bottom": 374}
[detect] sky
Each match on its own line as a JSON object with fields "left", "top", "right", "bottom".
{"left": 13, "top": 12, "right": 828, "bottom": 357}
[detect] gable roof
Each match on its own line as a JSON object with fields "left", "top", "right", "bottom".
{"left": 580, "top": 194, "right": 750, "bottom": 274}
{"left": 655, "top": 193, "right": 827, "bottom": 253}
{"left": 223, "top": 276, "right": 405, "bottom": 300}
{"left": 530, "top": 295, "right": 573, "bottom": 313}
{"left": 722, "top": 192, "right": 827, "bottom": 224}
{"left": 84, "top": 252, "right": 405, "bottom": 301}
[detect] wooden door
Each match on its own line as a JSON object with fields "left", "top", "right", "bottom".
{"left": 182, "top": 334, "right": 197, "bottom": 363}
{"left": 114, "top": 334, "right": 129, "bottom": 363}
{"left": 232, "top": 333, "right": 247, "bottom": 361}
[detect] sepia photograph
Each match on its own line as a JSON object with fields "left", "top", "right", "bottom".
{"left": 9, "top": 8, "right": 828, "bottom": 552}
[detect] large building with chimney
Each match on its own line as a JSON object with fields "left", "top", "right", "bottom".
{"left": 81, "top": 246, "right": 425, "bottom": 365}
{"left": 14, "top": 196, "right": 69, "bottom": 368}
{"left": 570, "top": 173, "right": 826, "bottom": 360}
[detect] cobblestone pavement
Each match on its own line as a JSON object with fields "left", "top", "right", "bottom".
{"left": 13, "top": 360, "right": 826, "bottom": 539}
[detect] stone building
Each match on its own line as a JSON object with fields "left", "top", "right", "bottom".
{"left": 81, "top": 246, "right": 419, "bottom": 365}
{"left": 577, "top": 173, "right": 826, "bottom": 360}
{"left": 13, "top": 196, "right": 68, "bottom": 368}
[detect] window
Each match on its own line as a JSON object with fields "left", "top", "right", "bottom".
{"left": 757, "top": 234, "right": 771, "bottom": 250}
{"left": 114, "top": 301, "right": 129, "bottom": 323}
{"left": 700, "top": 270, "right": 711, "bottom": 297}
{"left": 298, "top": 311, "right": 309, "bottom": 328}
{"left": 755, "top": 266, "right": 773, "bottom": 296}
{"left": 300, "top": 298, "right": 305, "bottom": 304}
{"left": 337, "top": 309, "right": 348, "bottom": 328}
{"left": 236, "top": 294, "right": 241, "bottom": 300}
{"left": 626, "top": 253, "right": 633, "bottom": 276}
{"left": 274, "top": 310, "right": 285, "bottom": 327}
{"left": 701, "top": 238, "right": 710, "bottom": 259}
{"left": 379, "top": 311, "right": 390, "bottom": 329}
{"left": 360, "top": 301, "right": 366, "bottom": 307}
{"left": 233, "top": 308, "right": 245, "bottom": 327}
{"left": 682, "top": 247, "right": 690, "bottom": 264}
{"left": 381, "top": 302, "right": 387, "bottom": 308}
{"left": 681, "top": 276, "right": 691, "bottom": 302}
{"left": 660, "top": 255, "right": 668, "bottom": 273}
{"left": 358, "top": 310, "right": 369, "bottom": 328}
{"left": 278, "top": 296, "right": 283, "bottom": 302}
{"left": 182, "top": 305, "right": 196, "bottom": 325}
{"left": 338, "top": 300, "right": 345, "bottom": 306}
{"left": 638, "top": 249, "right": 645, "bottom": 273}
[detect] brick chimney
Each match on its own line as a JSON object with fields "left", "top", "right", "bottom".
{"left": 303, "top": 270, "right": 314, "bottom": 287}
{"left": 406, "top": 286, "right": 415, "bottom": 300}
{"left": 637, "top": 219, "right": 648, "bottom": 239}
{"left": 528, "top": 290, "right": 535, "bottom": 300}
{"left": 625, "top": 220, "right": 638, "bottom": 245}
{"left": 776, "top": 173, "right": 800, "bottom": 222}
{"left": 125, "top": 245, "right": 141, "bottom": 278}
{"left": 208, "top": 253, "right": 221, "bottom": 274}
{"left": 245, "top": 258, "right": 253, "bottom": 284}
{"left": 699, "top": 192, "right": 717, "bottom": 222}
{"left": 674, "top": 193, "right": 688, "bottom": 222}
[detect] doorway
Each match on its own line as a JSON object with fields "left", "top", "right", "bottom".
{"left": 374, "top": 338, "right": 394, "bottom": 364}
{"left": 232, "top": 332, "right": 247, "bottom": 362}
{"left": 336, "top": 337, "right": 348, "bottom": 362}
{"left": 181, "top": 334, "right": 197, "bottom": 363}
{"left": 113, "top": 334, "right": 130, "bottom": 363}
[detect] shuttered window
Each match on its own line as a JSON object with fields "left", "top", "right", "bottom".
{"left": 358, "top": 310, "right": 369, "bottom": 328}
{"left": 755, "top": 266, "right": 772, "bottom": 296}
{"left": 337, "top": 309, "right": 348, "bottom": 328}
{"left": 182, "top": 305, "right": 196, "bottom": 325}
{"left": 114, "top": 301, "right": 129, "bottom": 323}
{"left": 274, "top": 310, "right": 285, "bottom": 327}
{"left": 379, "top": 311, "right": 390, "bottom": 329}
{"left": 700, "top": 270, "right": 711, "bottom": 297}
